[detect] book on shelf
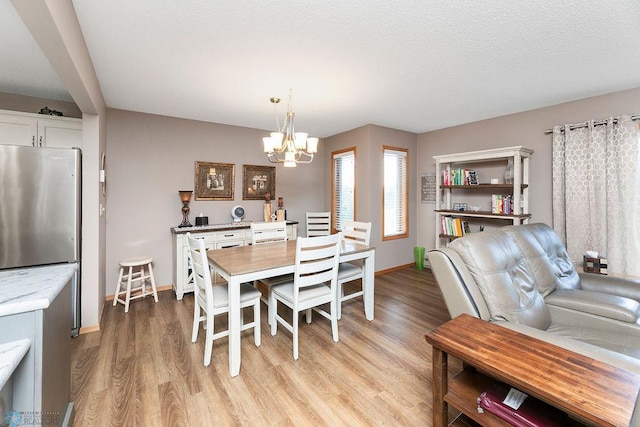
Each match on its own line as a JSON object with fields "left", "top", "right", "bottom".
{"left": 462, "top": 220, "right": 471, "bottom": 235}
{"left": 441, "top": 217, "right": 469, "bottom": 237}
{"left": 454, "top": 218, "right": 463, "bottom": 236}
{"left": 443, "top": 168, "right": 478, "bottom": 186}
{"left": 491, "top": 194, "right": 513, "bottom": 214}
{"left": 466, "top": 170, "right": 478, "bottom": 185}
{"left": 477, "top": 382, "right": 568, "bottom": 427}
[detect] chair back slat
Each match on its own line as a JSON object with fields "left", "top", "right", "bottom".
{"left": 342, "top": 220, "right": 371, "bottom": 245}
{"left": 305, "top": 212, "right": 331, "bottom": 237}
{"left": 294, "top": 233, "right": 341, "bottom": 290}
{"left": 186, "top": 233, "right": 213, "bottom": 308}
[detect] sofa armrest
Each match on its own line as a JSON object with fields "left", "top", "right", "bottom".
{"left": 495, "top": 321, "right": 640, "bottom": 373}
{"left": 579, "top": 272, "right": 640, "bottom": 302}
{"left": 428, "top": 249, "right": 491, "bottom": 320}
{"left": 545, "top": 289, "right": 640, "bottom": 323}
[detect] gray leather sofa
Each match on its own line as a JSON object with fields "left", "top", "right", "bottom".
{"left": 429, "top": 223, "right": 640, "bottom": 424}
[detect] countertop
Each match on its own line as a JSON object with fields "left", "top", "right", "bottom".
{"left": 0, "top": 263, "right": 78, "bottom": 317}
{"left": 171, "top": 220, "right": 298, "bottom": 235}
{"left": 0, "top": 339, "right": 30, "bottom": 390}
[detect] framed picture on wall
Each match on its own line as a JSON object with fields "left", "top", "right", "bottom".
{"left": 195, "top": 161, "right": 235, "bottom": 200}
{"left": 242, "top": 164, "right": 276, "bottom": 200}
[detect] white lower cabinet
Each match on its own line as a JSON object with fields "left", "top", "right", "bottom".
{"left": 171, "top": 222, "right": 297, "bottom": 300}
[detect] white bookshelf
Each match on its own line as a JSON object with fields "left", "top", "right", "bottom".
{"left": 434, "top": 146, "right": 533, "bottom": 248}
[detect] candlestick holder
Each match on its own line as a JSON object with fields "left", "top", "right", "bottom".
{"left": 178, "top": 190, "right": 193, "bottom": 227}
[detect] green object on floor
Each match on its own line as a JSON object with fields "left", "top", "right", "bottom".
{"left": 414, "top": 246, "right": 425, "bottom": 270}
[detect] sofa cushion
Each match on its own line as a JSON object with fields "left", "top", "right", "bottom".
{"left": 514, "top": 223, "right": 581, "bottom": 290}
{"left": 545, "top": 289, "right": 640, "bottom": 323}
{"left": 496, "top": 321, "right": 640, "bottom": 368}
{"left": 545, "top": 321, "right": 640, "bottom": 359}
{"left": 449, "top": 230, "right": 551, "bottom": 330}
{"left": 503, "top": 225, "right": 560, "bottom": 296}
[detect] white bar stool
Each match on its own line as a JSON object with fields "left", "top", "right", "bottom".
{"left": 113, "top": 256, "right": 158, "bottom": 312}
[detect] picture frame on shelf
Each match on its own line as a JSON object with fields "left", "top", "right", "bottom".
{"left": 453, "top": 202, "right": 468, "bottom": 212}
{"left": 242, "top": 164, "right": 276, "bottom": 200}
{"left": 466, "top": 170, "right": 479, "bottom": 185}
{"left": 195, "top": 161, "right": 235, "bottom": 200}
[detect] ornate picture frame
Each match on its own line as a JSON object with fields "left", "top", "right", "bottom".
{"left": 195, "top": 161, "right": 235, "bottom": 200}
{"left": 242, "top": 164, "right": 276, "bottom": 200}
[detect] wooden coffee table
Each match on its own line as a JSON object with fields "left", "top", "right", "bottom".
{"left": 425, "top": 314, "right": 640, "bottom": 426}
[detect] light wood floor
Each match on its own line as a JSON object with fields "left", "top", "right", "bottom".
{"left": 70, "top": 267, "right": 455, "bottom": 426}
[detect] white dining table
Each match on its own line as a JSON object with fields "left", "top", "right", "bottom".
{"left": 207, "top": 238, "right": 375, "bottom": 377}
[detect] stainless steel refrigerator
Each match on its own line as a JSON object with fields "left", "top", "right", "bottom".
{"left": 0, "top": 144, "right": 82, "bottom": 336}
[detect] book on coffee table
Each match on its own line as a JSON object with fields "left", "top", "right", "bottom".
{"left": 477, "top": 382, "right": 569, "bottom": 427}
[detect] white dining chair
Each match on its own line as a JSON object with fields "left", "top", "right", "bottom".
{"left": 337, "top": 221, "right": 372, "bottom": 319}
{"left": 251, "top": 221, "right": 288, "bottom": 245}
{"left": 250, "top": 221, "right": 292, "bottom": 307}
{"left": 187, "top": 233, "right": 262, "bottom": 367}
{"left": 269, "top": 233, "right": 342, "bottom": 360}
{"left": 305, "top": 211, "right": 331, "bottom": 237}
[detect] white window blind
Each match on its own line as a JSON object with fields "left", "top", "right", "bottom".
{"left": 383, "top": 147, "right": 408, "bottom": 238}
{"left": 332, "top": 150, "right": 355, "bottom": 232}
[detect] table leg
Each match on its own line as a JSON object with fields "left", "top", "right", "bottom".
{"left": 363, "top": 250, "right": 375, "bottom": 320}
{"left": 432, "top": 347, "right": 448, "bottom": 427}
{"left": 228, "top": 276, "right": 241, "bottom": 377}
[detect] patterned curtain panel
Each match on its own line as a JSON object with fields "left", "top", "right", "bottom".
{"left": 552, "top": 115, "right": 640, "bottom": 276}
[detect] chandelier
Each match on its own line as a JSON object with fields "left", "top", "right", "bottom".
{"left": 262, "top": 89, "right": 318, "bottom": 167}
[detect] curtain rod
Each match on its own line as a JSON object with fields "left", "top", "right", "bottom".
{"left": 544, "top": 115, "right": 640, "bottom": 135}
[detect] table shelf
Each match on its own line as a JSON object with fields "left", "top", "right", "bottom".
{"left": 445, "top": 369, "right": 518, "bottom": 427}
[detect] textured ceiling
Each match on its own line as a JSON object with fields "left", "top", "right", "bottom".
{"left": 0, "top": 0, "right": 73, "bottom": 102}
{"left": 3, "top": 1, "right": 640, "bottom": 137}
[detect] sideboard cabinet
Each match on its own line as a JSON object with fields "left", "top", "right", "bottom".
{"left": 171, "top": 222, "right": 297, "bottom": 300}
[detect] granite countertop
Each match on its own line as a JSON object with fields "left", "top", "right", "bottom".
{"left": 0, "top": 263, "right": 78, "bottom": 317}
{"left": 171, "top": 220, "right": 298, "bottom": 234}
{"left": 0, "top": 339, "right": 31, "bottom": 390}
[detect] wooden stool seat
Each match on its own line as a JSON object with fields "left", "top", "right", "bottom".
{"left": 113, "top": 256, "right": 158, "bottom": 312}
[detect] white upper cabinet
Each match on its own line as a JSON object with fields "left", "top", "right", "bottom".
{"left": 0, "top": 109, "right": 82, "bottom": 148}
{"left": 0, "top": 113, "right": 38, "bottom": 146}
{"left": 37, "top": 117, "right": 82, "bottom": 149}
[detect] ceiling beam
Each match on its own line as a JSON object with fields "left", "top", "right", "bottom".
{"left": 10, "top": 0, "right": 105, "bottom": 115}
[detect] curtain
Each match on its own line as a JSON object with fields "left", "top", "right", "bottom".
{"left": 552, "top": 115, "right": 640, "bottom": 276}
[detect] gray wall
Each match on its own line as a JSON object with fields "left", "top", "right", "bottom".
{"left": 105, "top": 108, "right": 325, "bottom": 293}
{"left": 325, "top": 125, "right": 418, "bottom": 272}
{"left": 0, "top": 92, "right": 81, "bottom": 118}
{"left": 416, "top": 87, "right": 640, "bottom": 250}
{"left": 6, "top": 86, "right": 640, "bottom": 322}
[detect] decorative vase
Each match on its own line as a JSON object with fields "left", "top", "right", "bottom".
{"left": 263, "top": 203, "right": 272, "bottom": 222}
{"left": 414, "top": 247, "right": 425, "bottom": 270}
{"left": 276, "top": 196, "right": 285, "bottom": 221}
{"left": 504, "top": 158, "right": 514, "bottom": 184}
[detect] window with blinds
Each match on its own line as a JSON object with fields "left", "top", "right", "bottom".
{"left": 383, "top": 146, "right": 408, "bottom": 239}
{"left": 332, "top": 148, "right": 355, "bottom": 233}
